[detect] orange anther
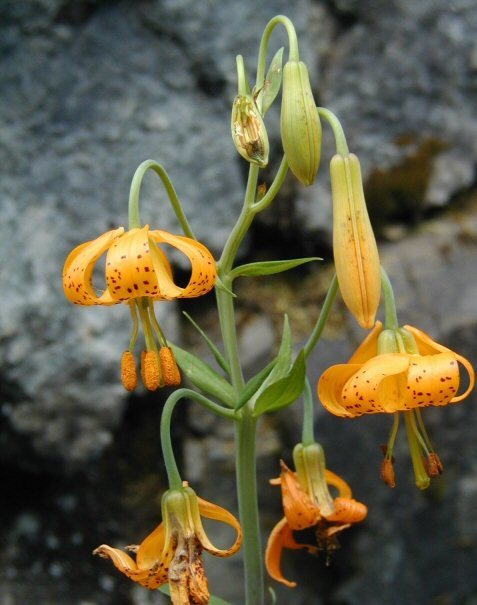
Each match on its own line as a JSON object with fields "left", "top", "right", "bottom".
{"left": 121, "top": 351, "right": 137, "bottom": 392}
{"left": 160, "top": 347, "right": 181, "bottom": 387}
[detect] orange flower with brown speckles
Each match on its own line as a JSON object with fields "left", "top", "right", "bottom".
{"left": 94, "top": 482, "right": 241, "bottom": 603}
{"left": 266, "top": 447, "right": 367, "bottom": 588}
{"left": 63, "top": 225, "right": 216, "bottom": 391}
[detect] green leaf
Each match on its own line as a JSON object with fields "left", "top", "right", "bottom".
{"left": 171, "top": 344, "right": 235, "bottom": 407}
{"left": 235, "top": 358, "right": 277, "bottom": 411}
{"left": 256, "top": 47, "right": 284, "bottom": 114}
{"left": 230, "top": 257, "right": 321, "bottom": 279}
{"left": 160, "top": 585, "right": 231, "bottom": 605}
{"left": 253, "top": 350, "right": 306, "bottom": 416}
{"left": 182, "top": 311, "right": 230, "bottom": 375}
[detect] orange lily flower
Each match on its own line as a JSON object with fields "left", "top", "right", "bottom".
{"left": 266, "top": 451, "right": 367, "bottom": 588}
{"left": 318, "top": 322, "right": 474, "bottom": 418}
{"left": 318, "top": 322, "right": 475, "bottom": 488}
{"left": 94, "top": 482, "right": 241, "bottom": 604}
{"left": 63, "top": 225, "right": 217, "bottom": 390}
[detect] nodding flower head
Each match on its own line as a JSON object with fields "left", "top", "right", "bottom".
{"left": 63, "top": 225, "right": 217, "bottom": 391}
{"left": 93, "top": 482, "right": 242, "bottom": 604}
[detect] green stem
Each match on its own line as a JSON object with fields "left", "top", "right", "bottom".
{"left": 128, "top": 159, "right": 195, "bottom": 238}
{"left": 235, "top": 409, "right": 264, "bottom": 605}
{"left": 381, "top": 267, "right": 399, "bottom": 331}
{"left": 252, "top": 155, "right": 289, "bottom": 214}
{"left": 317, "top": 107, "right": 349, "bottom": 156}
{"left": 301, "top": 378, "right": 315, "bottom": 446}
{"left": 236, "top": 55, "right": 249, "bottom": 95}
{"left": 304, "top": 273, "right": 339, "bottom": 358}
{"left": 256, "top": 15, "right": 299, "bottom": 89}
{"left": 161, "top": 389, "right": 236, "bottom": 490}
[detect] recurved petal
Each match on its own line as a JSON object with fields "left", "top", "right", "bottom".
{"left": 63, "top": 227, "right": 124, "bottom": 305}
{"left": 325, "top": 497, "right": 368, "bottom": 523}
{"left": 265, "top": 517, "right": 309, "bottom": 588}
{"left": 150, "top": 230, "right": 217, "bottom": 298}
{"left": 318, "top": 363, "right": 364, "bottom": 417}
{"left": 195, "top": 496, "right": 242, "bottom": 556}
{"left": 404, "top": 352, "right": 460, "bottom": 408}
{"left": 93, "top": 543, "right": 168, "bottom": 589}
{"left": 404, "top": 325, "right": 475, "bottom": 403}
{"left": 348, "top": 321, "right": 383, "bottom": 364}
{"left": 343, "top": 354, "right": 410, "bottom": 415}
{"left": 279, "top": 461, "right": 320, "bottom": 530}
{"left": 136, "top": 522, "right": 167, "bottom": 569}
{"left": 105, "top": 226, "right": 177, "bottom": 301}
{"left": 325, "top": 470, "right": 352, "bottom": 499}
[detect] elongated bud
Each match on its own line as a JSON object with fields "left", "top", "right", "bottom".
{"left": 231, "top": 94, "right": 269, "bottom": 167}
{"left": 293, "top": 443, "right": 335, "bottom": 517}
{"left": 331, "top": 153, "right": 381, "bottom": 328}
{"left": 141, "top": 350, "right": 162, "bottom": 391}
{"left": 160, "top": 347, "right": 181, "bottom": 387}
{"left": 121, "top": 351, "right": 138, "bottom": 391}
{"left": 281, "top": 61, "right": 321, "bottom": 185}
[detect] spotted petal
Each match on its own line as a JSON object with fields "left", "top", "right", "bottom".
{"left": 105, "top": 226, "right": 177, "bottom": 302}
{"left": 150, "top": 230, "right": 217, "bottom": 299}
{"left": 348, "top": 321, "right": 383, "bottom": 364}
{"left": 63, "top": 227, "right": 124, "bottom": 305}
{"left": 279, "top": 462, "right": 320, "bottom": 530}
{"left": 318, "top": 363, "right": 365, "bottom": 417}
{"left": 404, "top": 325, "right": 475, "bottom": 403}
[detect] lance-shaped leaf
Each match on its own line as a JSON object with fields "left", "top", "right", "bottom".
{"left": 253, "top": 350, "right": 306, "bottom": 417}
{"left": 182, "top": 311, "right": 230, "bottom": 375}
{"left": 235, "top": 358, "right": 277, "bottom": 412}
{"left": 230, "top": 257, "right": 320, "bottom": 279}
{"left": 171, "top": 345, "right": 235, "bottom": 407}
{"left": 255, "top": 47, "right": 284, "bottom": 115}
{"left": 247, "top": 315, "right": 293, "bottom": 411}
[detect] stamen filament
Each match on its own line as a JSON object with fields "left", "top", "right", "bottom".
{"left": 404, "top": 411, "right": 430, "bottom": 490}
{"left": 128, "top": 301, "right": 139, "bottom": 352}
{"left": 148, "top": 299, "right": 168, "bottom": 347}
{"left": 137, "top": 298, "right": 157, "bottom": 351}
{"left": 385, "top": 412, "right": 400, "bottom": 460}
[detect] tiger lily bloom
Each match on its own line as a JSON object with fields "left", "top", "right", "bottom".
{"left": 318, "top": 322, "right": 475, "bottom": 488}
{"left": 266, "top": 443, "right": 367, "bottom": 588}
{"left": 93, "top": 482, "right": 242, "bottom": 604}
{"left": 63, "top": 225, "right": 217, "bottom": 390}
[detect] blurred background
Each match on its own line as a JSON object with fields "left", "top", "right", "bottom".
{"left": 1, "top": 0, "right": 477, "bottom": 603}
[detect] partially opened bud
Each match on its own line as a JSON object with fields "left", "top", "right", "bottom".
{"left": 281, "top": 61, "right": 321, "bottom": 185}
{"left": 231, "top": 94, "right": 269, "bottom": 167}
{"left": 331, "top": 153, "right": 381, "bottom": 328}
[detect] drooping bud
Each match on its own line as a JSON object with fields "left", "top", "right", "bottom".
{"left": 280, "top": 61, "right": 321, "bottom": 185}
{"left": 121, "top": 351, "right": 138, "bottom": 392}
{"left": 331, "top": 153, "right": 381, "bottom": 328}
{"left": 380, "top": 458, "right": 396, "bottom": 488}
{"left": 160, "top": 347, "right": 181, "bottom": 387}
{"left": 231, "top": 94, "right": 269, "bottom": 167}
{"left": 141, "top": 350, "right": 162, "bottom": 391}
{"left": 293, "top": 443, "right": 335, "bottom": 517}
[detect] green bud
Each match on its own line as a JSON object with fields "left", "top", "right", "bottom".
{"left": 231, "top": 94, "right": 269, "bottom": 167}
{"left": 280, "top": 61, "right": 321, "bottom": 186}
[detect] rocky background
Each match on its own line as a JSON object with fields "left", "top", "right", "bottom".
{"left": 1, "top": 0, "right": 477, "bottom": 603}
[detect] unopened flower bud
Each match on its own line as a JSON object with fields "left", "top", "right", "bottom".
{"left": 281, "top": 61, "right": 321, "bottom": 185}
{"left": 231, "top": 94, "right": 269, "bottom": 167}
{"left": 331, "top": 153, "right": 381, "bottom": 328}
{"left": 121, "top": 351, "right": 138, "bottom": 391}
{"left": 141, "top": 350, "right": 162, "bottom": 391}
{"left": 160, "top": 347, "right": 181, "bottom": 387}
